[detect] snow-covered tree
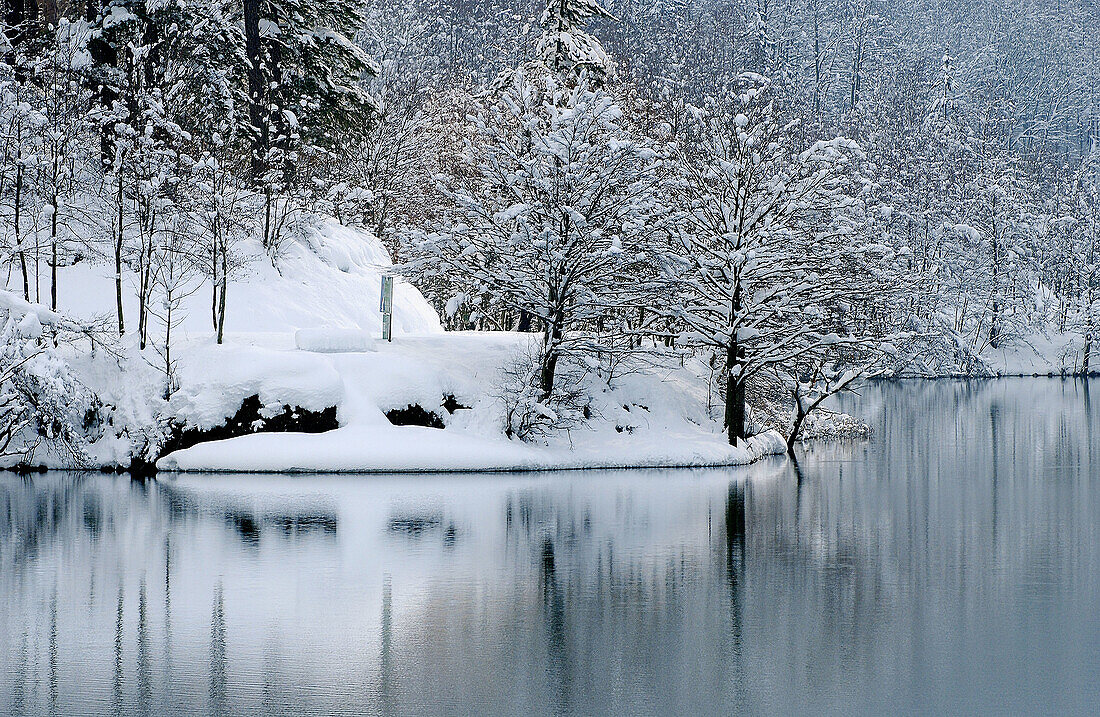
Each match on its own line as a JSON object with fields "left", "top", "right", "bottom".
{"left": 0, "top": 67, "right": 43, "bottom": 303}
{"left": 242, "top": 0, "right": 381, "bottom": 248}
{"left": 0, "top": 290, "right": 96, "bottom": 464}
{"left": 1059, "top": 150, "right": 1100, "bottom": 373}
{"left": 319, "top": 0, "right": 444, "bottom": 256}
{"left": 658, "top": 75, "right": 876, "bottom": 446}
{"left": 411, "top": 69, "right": 660, "bottom": 403}
{"left": 30, "top": 19, "right": 97, "bottom": 312}
{"left": 537, "top": 0, "right": 614, "bottom": 84}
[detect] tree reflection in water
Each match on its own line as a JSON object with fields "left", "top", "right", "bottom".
{"left": 0, "top": 378, "right": 1098, "bottom": 714}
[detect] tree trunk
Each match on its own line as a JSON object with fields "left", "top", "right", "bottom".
{"left": 115, "top": 177, "right": 125, "bottom": 337}
{"left": 163, "top": 299, "right": 173, "bottom": 399}
{"left": 15, "top": 160, "right": 28, "bottom": 301}
{"left": 786, "top": 397, "right": 808, "bottom": 457}
{"left": 540, "top": 348, "right": 559, "bottom": 401}
{"left": 989, "top": 197, "right": 1001, "bottom": 349}
{"left": 539, "top": 313, "right": 564, "bottom": 400}
{"left": 263, "top": 186, "right": 273, "bottom": 249}
{"left": 724, "top": 339, "right": 747, "bottom": 447}
{"left": 216, "top": 249, "right": 227, "bottom": 344}
{"left": 1084, "top": 331, "right": 1092, "bottom": 376}
{"left": 725, "top": 278, "right": 748, "bottom": 446}
{"left": 50, "top": 189, "right": 58, "bottom": 311}
{"left": 243, "top": 0, "right": 267, "bottom": 184}
{"left": 1084, "top": 284, "right": 1094, "bottom": 375}
{"left": 850, "top": 24, "right": 864, "bottom": 109}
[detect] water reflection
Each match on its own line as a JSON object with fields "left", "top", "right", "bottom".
{"left": 1, "top": 378, "right": 1099, "bottom": 715}
{"left": 210, "top": 581, "right": 226, "bottom": 717}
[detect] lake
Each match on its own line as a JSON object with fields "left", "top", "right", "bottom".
{"left": 2, "top": 378, "right": 1099, "bottom": 715}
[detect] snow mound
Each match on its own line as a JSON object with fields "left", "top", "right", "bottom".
{"left": 252, "top": 219, "right": 441, "bottom": 337}
{"left": 295, "top": 328, "right": 377, "bottom": 353}
{"left": 169, "top": 344, "right": 345, "bottom": 431}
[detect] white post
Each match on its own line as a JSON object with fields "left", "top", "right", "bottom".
{"left": 380, "top": 275, "right": 394, "bottom": 342}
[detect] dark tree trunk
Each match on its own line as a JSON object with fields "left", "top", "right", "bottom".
{"left": 15, "top": 159, "right": 28, "bottom": 301}
{"left": 243, "top": 0, "right": 267, "bottom": 184}
{"left": 539, "top": 313, "right": 564, "bottom": 400}
{"left": 517, "top": 310, "right": 532, "bottom": 333}
{"left": 1084, "top": 331, "right": 1092, "bottom": 376}
{"left": 50, "top": 189, "right": 58, "bottom": 311}
{"left": 725, "top": 280, "right": 748, "bottom": 447}
{"left": 724, "top": 339, "right": 748, "bottom": 447}
{"left": 115, "top": 177, "right": 125, "bottom": 336}
{"left": 86, "top": 1, "right": 119, "bottom": 164}
{"left": 540, "top": 349, "right": 559, "bottom": 400}
{"left": 216, "top": 249, "right": 227, "bottom": 344}
{"left": 786, "top": 399, "right": 807, "bottom": 457}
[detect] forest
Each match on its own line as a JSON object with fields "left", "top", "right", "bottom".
{"left": 0, "top": 0, "right": 1098, "bottom": 467}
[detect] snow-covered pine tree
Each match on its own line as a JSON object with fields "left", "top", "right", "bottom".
{"left": 242, "top": 0, "right": 380, "bottom": 248}
{"left": 537, "top": 0, "right": 614, "bottom": 84}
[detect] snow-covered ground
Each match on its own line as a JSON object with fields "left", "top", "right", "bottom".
{"left": 7, "top": 217, "right": 784, "bottom": 471}
{"left": 978, "top": 331, "right": 1087, "bottom": 377}
{"left": 158, "top": 331, "right": 785, "bottom": 472}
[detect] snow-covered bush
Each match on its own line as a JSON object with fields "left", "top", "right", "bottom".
{"left": 0, "top": 292, "right": 97, "bottom": 464}
{"left": 494, "top": 347, "right": 591, "bottom": 442}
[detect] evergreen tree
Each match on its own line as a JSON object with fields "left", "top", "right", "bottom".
{"left": 537, "top": 0, "right": 614, "bottom": 84}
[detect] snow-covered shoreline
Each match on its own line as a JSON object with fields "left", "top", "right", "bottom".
{"left": 152, "top": 330, "right": 788, "bottom": 474}
{"left": 156, "top": 429, "right": 787, "bottom": 474}
{"left": 0, "top": 219, "right": 789, "bottom": 473}
{"left": 3, "top": 216, "right": 1087, "bottom": 475}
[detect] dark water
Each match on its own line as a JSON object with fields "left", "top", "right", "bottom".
{"left": 2, "top": 378, "right": 1099, "bottom": 715}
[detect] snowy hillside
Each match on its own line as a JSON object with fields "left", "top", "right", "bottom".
{"left": 53, "top": 218, "right": 441, "bottom": 338}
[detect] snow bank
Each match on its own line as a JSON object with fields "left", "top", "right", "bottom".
{"left": 168, "top": 343, "right": 345, "bottom": 431}
{"left": 895, "top": 328, "right": 1089, "bottom": 379}
{"left": 47, "top": 216, "right": 441, "bottom": 339}
{"left": 979, "top": 331, "right": 1087, "bottom": 377}
{"left": 157, "top": 332, "right": 787, "bottom": 473}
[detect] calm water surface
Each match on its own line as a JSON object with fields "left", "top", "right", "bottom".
{"left": 2, "top": 378, "right": 1099, "bottom": 715}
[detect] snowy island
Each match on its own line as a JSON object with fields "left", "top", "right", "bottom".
{"left": 4, "top": 219, "right": 790, "bottom": 473}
